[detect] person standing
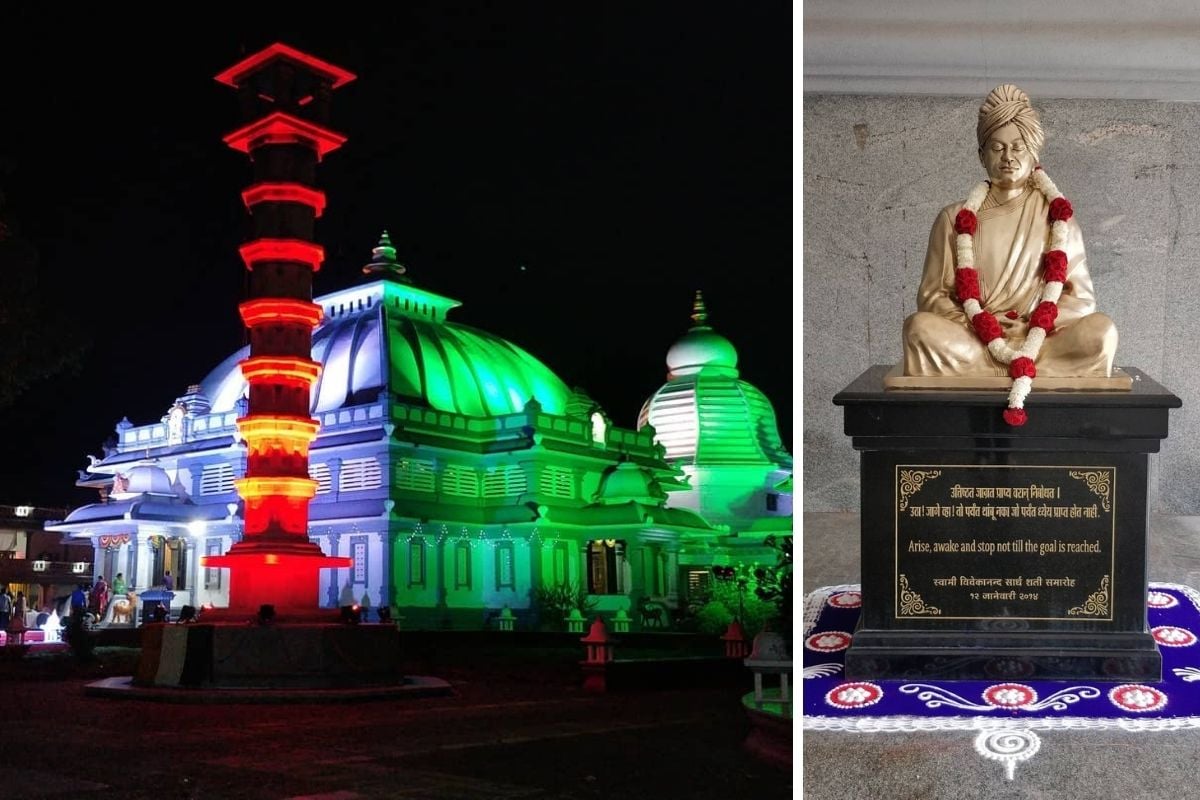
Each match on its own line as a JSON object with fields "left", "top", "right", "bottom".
{"left": 162, "top": 570, "right": 174, "bottom": 591}
{"left": 13, "top": 591, "right": 25, "bottom": 621}
{"left": 0, "top": 589, "right": 11, "bottom": 631}
{"left": 70, "top": 584, "right": 87, "bottom": 618}
{"left": 92, "top": 577, "right": 110, "bottom": 618}
{"left": 112, "top": 572, "right": 126, "bottom": 595}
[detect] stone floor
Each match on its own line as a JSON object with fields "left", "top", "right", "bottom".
{"left": 802, "top": 511, "right": 1200, "bottom": 800}
{"left": 0, "top": 648, "right": 791, "bottom": 800}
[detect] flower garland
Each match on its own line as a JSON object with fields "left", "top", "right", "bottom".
{"left": 953, "top": 168, "right": 1073, "bottom": 427}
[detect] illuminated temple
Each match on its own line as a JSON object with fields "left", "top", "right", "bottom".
{"left": 50, "top": 255, "right": 791, "bottom": 626}
{"left": 47, "top": 43, "right": 791, "bottom": 628}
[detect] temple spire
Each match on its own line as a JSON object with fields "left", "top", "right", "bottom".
{"left": 362, "top": 230, "right": 409, "bottom": 282}
{"left": 690, "top": 289, "right": 709, "bottom": 328}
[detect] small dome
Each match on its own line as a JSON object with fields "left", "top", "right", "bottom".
{"left": 666, "top": 328, "right": 738, "bottom": 378}
{"left": 593, "top": 462, "right": 666, "bottom": 506}
{"left": 112, "top": 465, "right": 174, "bottom": 499}
{"left": 664, "top": 290, "right": 738, "bottom": 378}
{"left": 639, "top": 292, "right": 790, "bottom": 467}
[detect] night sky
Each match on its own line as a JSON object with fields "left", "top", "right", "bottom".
{"left": 1, "top": 6, "right": 793, "bottom": 508}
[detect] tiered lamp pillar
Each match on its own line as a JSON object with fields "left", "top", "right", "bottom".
{"left": 202, "top": 44, "right": 356, "bottom": 613}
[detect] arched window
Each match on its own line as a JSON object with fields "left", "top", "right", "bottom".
{"left": 591, "top": 412, "right": 607, "bottom": 446}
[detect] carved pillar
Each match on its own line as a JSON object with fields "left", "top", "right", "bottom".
{"left": 127, "top": 534, "right": 140, "bottom": 590}
{"left": 184, "top": 539, "right": 198, "bottom": 601}
{"left": 328, "top": 457, "right": 343, "bottom": 500}
{"left": 326, "top": 531, "right": 343, "bottom": 606}
{"left": 526, "top": 531, "right": 542, "bottom": 607}
{"left": 376, "top": 530, "right": 391, "bottom": 608}
{"left": 664, "top": 545, "right": 681, "bottom": 605}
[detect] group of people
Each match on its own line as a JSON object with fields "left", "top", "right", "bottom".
{"left": 70, "top": 572, "right": 128, "bottom": 620}
{"left": 0, "top": 587, "right": 29, "bottom": 636}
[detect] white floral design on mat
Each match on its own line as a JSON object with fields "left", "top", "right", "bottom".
{"left": 825, "top": 682, "right": 883, "bottom": 710}
{"left": 1148, "top": 591, "right": 1179, "bottom": 609}
{"left": 976, "top": 729, "right": 1041, "bottom": 781}
{"left": 901, "top": 684, "right": 1098, "bottom": 713}
{"left": 983, "top": 684, "right": 1037, "bottom": 709}
{"left": 1109, "top": 684, "right": 1168, "bottom": 713}
{"left": 806, "top": 631, "right": 852, "bottom": 652}
{"left": 1172, "top": 667, "right": 1200, "bottom": 683}
{"left": 803, "top": 663, "right": 844, "bottom": 680}
{"left": 1152, "top": 626, "right": 1197, "bottom": 647}
{"left": 828, "top": 591, "right": 862, "bottom": 609}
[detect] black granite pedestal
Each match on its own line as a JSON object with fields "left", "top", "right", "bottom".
{"left": 833, "top": 366, "right": 1181, "bottom": 681}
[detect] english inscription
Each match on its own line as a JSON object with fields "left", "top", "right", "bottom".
{"left": 894, "top": 465, "right": 1115, "bottom": 621}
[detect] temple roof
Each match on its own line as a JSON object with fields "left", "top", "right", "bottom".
{"left": 200, "top": 275, "right": 570, "bottom": 419}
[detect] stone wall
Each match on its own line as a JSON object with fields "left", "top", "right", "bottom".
{"left": 804, "top": 93, "right": 1200, "bottom": 513}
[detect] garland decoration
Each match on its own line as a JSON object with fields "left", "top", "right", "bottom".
{"left": 953, "top": 168, "right": 1072, "bottom": 427}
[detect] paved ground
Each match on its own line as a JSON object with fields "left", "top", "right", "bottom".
{"left": 0, "top": 648, "right": 792, "bottom": 800}
{"left": 802, "top": 511, "right": 1200, "bottom": 800}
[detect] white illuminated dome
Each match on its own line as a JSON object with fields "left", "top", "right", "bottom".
{"left": 110, "top": 465, "right": 175, "bottom": 499}
{"left": 638, "top": 292, "right": 790, "bottom": 466}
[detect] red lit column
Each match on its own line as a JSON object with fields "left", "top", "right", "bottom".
{"left": 203, "top": 44, "right": 355, "bottom": 613}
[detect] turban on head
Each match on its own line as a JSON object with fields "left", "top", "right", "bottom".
{"left": 977, "top": 84, "right": 1044, "bottom": 157}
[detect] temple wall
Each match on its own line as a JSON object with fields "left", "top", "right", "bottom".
{"left": 803, "top": 93, "right": 1200, "bottom": 514}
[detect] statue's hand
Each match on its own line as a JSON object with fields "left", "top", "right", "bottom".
{"left": 998, "top": 313, "right": 1026, "bottom": 336}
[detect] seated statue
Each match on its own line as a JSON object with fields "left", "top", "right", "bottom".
{"left": 901, "top": 85, "right": 1119, "bottom": 424}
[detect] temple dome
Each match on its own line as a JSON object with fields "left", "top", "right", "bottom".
{"left": 666, "top": 328, "right": 738, "bottom": 378}
{"left": 111, "top": 465, "right": 175, "bottom": 499}
{"left": 199, "top": 279, "right": 570, "bottom": 418}
{"left": 592, "top": 461, "right": 667, "bottom": 506}
{"left": 638, "top": 292, "right": 790, "bottom": 466}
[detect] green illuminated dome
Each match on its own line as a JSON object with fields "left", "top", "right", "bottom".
{"left": 201, "top": 239, "right": 570, "bottom": 417}
{"left": 592, "top": 461, "right": 668, "bottom": 505}
{"left": 638, "top": 292, "right": 790, "bottom": 466}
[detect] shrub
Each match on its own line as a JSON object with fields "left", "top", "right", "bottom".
{"left": 531, "top": 583, "right": 597, "bottom": 630}
{"left": 694, "top": 600, "right": 733, "bottom": 635}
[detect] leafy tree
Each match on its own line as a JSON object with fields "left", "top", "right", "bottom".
{"left": 753, "top": 534, "right": 792, "bottom": 636}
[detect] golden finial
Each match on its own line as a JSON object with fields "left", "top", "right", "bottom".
{"left": 690, "top": 289, "right": 708, "bottom": 327}
{"left": 362, "top": 230, "right": 409, "bottom": 282}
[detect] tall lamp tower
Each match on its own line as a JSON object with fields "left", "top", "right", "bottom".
{"left": 203, "top": 43, "right": 354, "bottom": 613}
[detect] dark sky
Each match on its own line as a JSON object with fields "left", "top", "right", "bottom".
{"left": 0, "top": 6, "right": 793, "bottom": 508}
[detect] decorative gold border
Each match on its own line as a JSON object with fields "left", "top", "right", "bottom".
{"left": 898, "top": 469, "right": 941, "bottom": 511}
{"left": 1067, "top": 574, "right": 1111, "bottom": 617}
{"left": 898, "top": 574, "right": 941, "bottom": 616}
{"left": 1068, "top": 469, "right": 1113, "bottom": 512}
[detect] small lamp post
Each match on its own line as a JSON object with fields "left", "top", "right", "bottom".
{"left": 498, "top": 605, "right": 516, "bottom": 632}
{"left": 565, "top": 607, "right": 585, "bottom": 633}
{"left": 721, "top": 619, "right": 749, "bottom": 658}
{"left": 580, "top": 617, "right": 614, "bottom": 692}
{"left": 745, "top": 630, "right": 793, "bottom": 716}
{"left": 612, "top": 608, "right": 631, "bottom": 634}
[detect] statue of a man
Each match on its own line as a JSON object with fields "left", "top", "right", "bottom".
{"left": 902, "top": 85, "right": 1118, "bottom": 411}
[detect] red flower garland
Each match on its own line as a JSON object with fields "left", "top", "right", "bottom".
{"left": 1042, "top": 250, "right": 1068, "bottom": 283}
{"left": 954, "top": 209, "right": 978, "bottom": 236}
{"left": 1049, "top": 197, "right": 1073, "bottom": 222}
{"left": 954, "top": 172, "right": 1075, "bottom": 428}
{"left": 972, "top": 311, "right": 1003, "bottom": 343}
{"left": 1009, "top": 357, "right": 1037, "bottom": 379}
{"left": 1003, "top": 408, "right": 1028, "bottom": 426}
{"left": 955, "top": 268, "right": 981, "bottom": 302}
{"left": 1029, "top": 301, "right": 1058, "bottom": 332}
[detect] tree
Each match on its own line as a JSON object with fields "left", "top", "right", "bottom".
{"left": 753, "top": 534, "right": 792, "bottom": 637}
